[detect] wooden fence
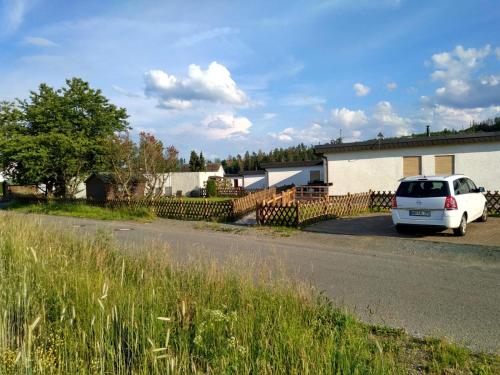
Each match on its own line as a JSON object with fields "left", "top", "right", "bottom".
{"left": 232, "top": 187, "right": 276, "bottom": 218}
{"left": 257, "top": 189, "right": 500, "bottom": 227}
{"left": 296, "top": 185, "right": 329, "bottom": 201}
{"left": 200, "top": 186, "right": 248, "bottom": 198}
{"left": 257, "top": 192, "right": 371, "bottom": 227}
{"left": 11, "top": 188, "right": 277, "bottom": 222}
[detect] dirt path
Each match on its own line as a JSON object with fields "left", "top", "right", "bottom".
{"left": 6, "top": 212, "right": 500, "bottom": 352}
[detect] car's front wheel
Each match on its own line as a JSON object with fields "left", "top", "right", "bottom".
{"left": 453, "top": 214, "right": 467, "bottom": 236}
{"left": 477, "top": 205, "right": 488, "bottom": 222}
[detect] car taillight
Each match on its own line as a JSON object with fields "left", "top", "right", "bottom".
{"left": 391, "top": 196, "right": 397, "bottom": 208}
{"left": 444, "top": 196, "right": 458, "bottom": 210}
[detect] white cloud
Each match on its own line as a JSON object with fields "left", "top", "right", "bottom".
{"left": 282, "top": 95, "right": 326, "bottom": 107}
{"left": 353, "top": 82, "right": 370, "bottom": 97}
{"left": 331, "top": 107, "right": 368, "bottom": 128}
{"left": 1, "top": 0, "right": 30, "bottom": 34}
{"left": 200, "top": 113, "right": 252, "bottom": 140}
{"left": 420, "top": 104, "right": 500, "bottom": 131}
{"left": 428, "top": 45, "right": 500, "bottom": 108}
{"left": 144, "top": 61, "right": 247, "bottom": 110}
{"left": 269, "top": 123, "right": 328, "bottom": 143}
{"left": 373, "top": 101, "right": 411, "bottom": 136}
{"left": 23, "top": 36, "right": 58, "bottom": 47}
{"left": 262, "top": 112, "right": 277, "bottom": 120}
{"left": 386, "top": 82, "right": 397, "bottom": 90}
{"left": 173, "top": 27, "right": 239, "bottom": 47}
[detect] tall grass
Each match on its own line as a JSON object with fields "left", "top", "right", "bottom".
{"left": 7, "top": 200, "right": 155, "bottom": 221}
{"left": 0, "top": 214, "right": 497, "bottom": 374}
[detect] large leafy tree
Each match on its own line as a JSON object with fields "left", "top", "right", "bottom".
{"left": 0, "top": 78, "right": 128, "bottom": 197}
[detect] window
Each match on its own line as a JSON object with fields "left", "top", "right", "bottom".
{"left": 465, "top": 178, "right": 477, "bottom": 192}
{"left": 396, "top": 180, "right": 449, "bottom": 198}
{"left": 403, "top": 156, "right": 421, "bottom": 177}
{"left": 435, "top": 155, "right": 454, "bottom": 175}
{"left": 309, "top": 170, "right": 321, "bottom": 183}
{"left": 454, "top": 178, "right": 470, "bottom": 195}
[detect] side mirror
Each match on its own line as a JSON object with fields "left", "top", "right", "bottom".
{"left": 478, "top": 187, "right": 485, "bottom": 193}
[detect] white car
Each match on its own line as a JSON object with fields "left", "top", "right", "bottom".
{"left": 391, "top": 175, "right": 488, "bottom": 236}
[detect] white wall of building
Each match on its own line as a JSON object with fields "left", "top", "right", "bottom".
{"left": 243, "top": 174, "right": 266, "bottom": 189}
{"left": 266, "top": 165, "right": 324, "bottom": 187}
{"left": 147, "top": 166, "right": 225, "bottom": 196}
{"left": 325, "top": 142, "right": 500, "bottom": 194}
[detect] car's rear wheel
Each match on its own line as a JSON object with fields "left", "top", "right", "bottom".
{"left": 453, "top": 214, "right": 467, "bottom": 236}
{"left": 477, "top": 205, "right": 488, "bottom": 222}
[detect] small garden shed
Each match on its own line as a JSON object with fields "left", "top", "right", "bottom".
{"left": 85, "top": 173, "right": 146, "bottom": 201}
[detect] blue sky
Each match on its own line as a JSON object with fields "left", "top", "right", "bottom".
{"left": 1, "top": 0, "right": 499, "bottom": 160}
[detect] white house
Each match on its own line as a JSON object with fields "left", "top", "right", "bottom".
{"left": 261, "top": 160, "right": 324, "bottom": 188}
{"left": 242, "top": 170, "right": 267, "bottom": 190}
{"left": 314, "top": 132, "right": 500, "bottom": 195}
{"left": 148, "top": 164, "right": 225, "bottom": 196}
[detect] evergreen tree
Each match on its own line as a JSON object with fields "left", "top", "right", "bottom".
{"left": 198, "top": 152, "right": 206, "bottom": 171}
{"left": 189, "top": 150, "right": 199, "bottom": 172}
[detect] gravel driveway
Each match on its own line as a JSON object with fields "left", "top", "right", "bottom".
{"left": 4, "top": 212, "right": 500, "bottom": 352}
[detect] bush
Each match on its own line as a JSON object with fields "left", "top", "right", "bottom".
{"left": 206, "top": 179, "right": 217, "bottom": 197}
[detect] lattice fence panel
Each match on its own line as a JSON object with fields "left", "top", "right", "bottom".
{"left": 370, "top": 191, "right": 394, "bottom": 210}
{"left": 485, "top": 191, "right": 500, "bottom": 215}
{"left": 256, "top": 203, "right": 298, "bottom": 227}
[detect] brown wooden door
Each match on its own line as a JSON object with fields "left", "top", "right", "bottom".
{"left": 435, "top": 155, "right": 454, "bottom": 175}
{"left": 403, "top": 156, "right": 422, "bottom": 177}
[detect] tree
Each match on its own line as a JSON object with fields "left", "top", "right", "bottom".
{"left": 198, "top": 151, "right": 206, "bottom": 171}
{"left": 105, "top": 132, "right": 138, "bottom": 200}
{"left": 0, "top": 78, "right": 128, "bottom": 197}
{"left": 138, "top": 132, "right": 178, "bottom": 199}
{"left": 189, "top": 151, "right": 200, "bottom": 172}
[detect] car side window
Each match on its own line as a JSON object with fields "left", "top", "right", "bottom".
{"left": 455, "top": 178, "right": 470, "bottom": 195}
{"left": 465, "top": 179, "right": 477, "bottom": 193}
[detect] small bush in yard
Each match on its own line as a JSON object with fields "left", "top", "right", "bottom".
{"left": 0, "top": 214, "right": 498, "bottom": 374}
{"left": 206, "top": 179, "right": 218, "bottom": 197}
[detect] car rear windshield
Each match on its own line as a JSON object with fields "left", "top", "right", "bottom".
{"left": 396, "top": 180, "right": 450, "bottom": 198}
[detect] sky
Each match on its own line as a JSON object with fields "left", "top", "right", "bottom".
{"left": 1, "top": 0, "right": 499, "bottom": 160}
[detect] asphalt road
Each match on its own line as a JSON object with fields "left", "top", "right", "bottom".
{"left": 8, "top": 213, "right": 500, "bottom": 353}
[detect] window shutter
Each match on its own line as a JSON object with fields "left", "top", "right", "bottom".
{"left": 435, "top": 155, "right": 454, "bottom": 175}
{"left": 403, "top": 156, "right": 421, "bottom": 177}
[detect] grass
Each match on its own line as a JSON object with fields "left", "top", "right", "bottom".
{"left": 0, "top": 215, "right": 498, "bottom": 374}
{"left": 6, "top": 200, "right": 155, "bottom": 221}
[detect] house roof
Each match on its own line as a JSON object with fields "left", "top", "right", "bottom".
{"left": 241, "top": 170, "right": 266, "bottom": 176}
{"left": 260, "top": 160, "right": 323, "bottom": 169}
{"left": 85, "top": 172, "right": 146, "bottom": 184}
{"left": 314, "top": 131, "right": 500, "bottom": 154}
{"left": 178, "top": 163, "right": 222, "bottom": 172}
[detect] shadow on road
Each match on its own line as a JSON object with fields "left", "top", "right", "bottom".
{"left": 304, "top": 213, "right": 500, "bottom": 246}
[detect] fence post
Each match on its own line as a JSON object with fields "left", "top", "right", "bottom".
{"left": 295, "top": 201, "right": 300, "bottom": 227}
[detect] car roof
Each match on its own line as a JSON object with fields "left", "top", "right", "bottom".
{"left": 400, "top": 174, "right": 467, "bottom": 182}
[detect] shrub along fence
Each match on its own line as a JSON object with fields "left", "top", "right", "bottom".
{"left": 10, "top": 188, "right": 277, "bottom": 222}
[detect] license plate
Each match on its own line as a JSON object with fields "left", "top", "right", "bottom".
{"left": 409, "top": 210, "right": 431, "bottom": 217}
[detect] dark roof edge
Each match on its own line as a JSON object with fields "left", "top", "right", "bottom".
{"left": 261, "top": 160, "right": 323, "bottom": 169}
{"left": 314, "top": 131, "right": 500, "bottom": 154}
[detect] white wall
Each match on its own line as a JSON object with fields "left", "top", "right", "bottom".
{"left": 243, "top": 175, "right": 266, "bottom": 189}
{"left": 266, "top": 165, "right": 324, "bottom": 187}
{"left": 147, "top": 166, "right": 225, "bottom": 196}
{"left": 325, "top": 142, "right": 500, "bottom": 194}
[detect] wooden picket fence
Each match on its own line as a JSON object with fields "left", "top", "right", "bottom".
{"left": 232, "top": 187, "right": 276, "bottom": 218}
{"left": 257, "top": 191, "right": 371, "bottom": 227}
{"left": 485, "top": 191, "right": 500, "bottom": 215}
{"left": 11, "top": 188, "right": 277, "bottom": 222}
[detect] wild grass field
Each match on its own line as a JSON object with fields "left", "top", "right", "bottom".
{"left": 0, "top": 214, "right": 498, "bottom": 374}
{"left": 6, "top": 200, "right": 156, "bottom": 221}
